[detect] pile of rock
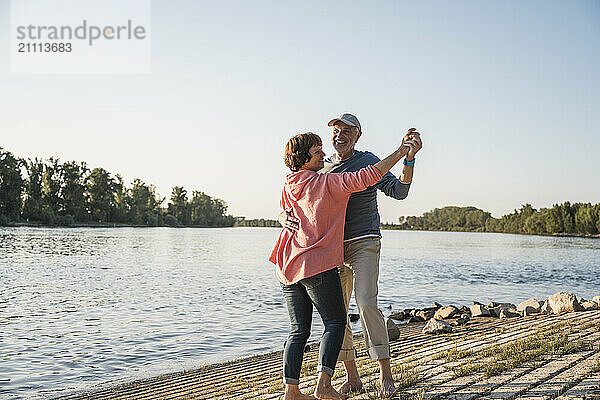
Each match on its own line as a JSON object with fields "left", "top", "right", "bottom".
{"left": 469, "top": 293, "right": 600, "bottom": 319}
{"left": 381, "top": 292, "right": 600, "bottom": 336}
{"left": 385, "top": 302, "right": 466, "bottom": 336}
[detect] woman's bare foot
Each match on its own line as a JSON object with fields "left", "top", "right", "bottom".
{"left": 314, "top": 372, "right": 348, "bottom": 399}
{"left": 284, "top": 384, "right": 316, "bottom": 400}
{"left": 337, "top": 379, "right": 363, "bottom": 395}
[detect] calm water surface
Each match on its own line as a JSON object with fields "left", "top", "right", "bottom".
{"left": 1, "top": 227, "right": 599, "bottom": 399}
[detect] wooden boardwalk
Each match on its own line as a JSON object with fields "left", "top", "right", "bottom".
{"left": 62, "top": 310, "right": 600, "bottom": 400}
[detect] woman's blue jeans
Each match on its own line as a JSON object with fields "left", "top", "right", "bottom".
{"left": 281, "top": 268, "right": 347, "bottom": 385}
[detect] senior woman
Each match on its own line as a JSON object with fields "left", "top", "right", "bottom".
{"left": 270, "top": 132, "right": 412, "bottom": 400}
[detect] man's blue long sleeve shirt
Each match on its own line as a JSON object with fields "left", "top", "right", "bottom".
{"left": 320, "top": 150, "right": 410, "bottom": 241}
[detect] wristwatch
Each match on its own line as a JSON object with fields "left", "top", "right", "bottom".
{"left": 403, "top": 158, "right": 415, "bottom": 167}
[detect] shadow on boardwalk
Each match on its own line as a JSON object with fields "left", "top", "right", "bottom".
{"left": 61, "top": 311, "right": 600, "bottom": 400}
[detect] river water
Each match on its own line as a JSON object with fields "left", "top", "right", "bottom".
{"left": 1, "top": 227, "right": 599, "bottom": 399}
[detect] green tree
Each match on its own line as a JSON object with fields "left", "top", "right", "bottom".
{"left": 398, "top": 202, "right": 600, "bottom": 235}
{"left": 211, "top": 198, "right": 228, "bottom": 226}
{"left": 400, "top": 206, "right": 491, "bottom": 231}
{"left": 168, "top": 186, "right": 190, "bottom": 225}
{"left": 499, "top": 204, "right": 536, "bottom": 233}
{"left": 41, "top": 157, "right": 62, "bottom": 218}
{"left": 560, "top": 202, "right": 575, "bottom": 233}
{"left": 544, "top": 205, "right": 563, "bottom": 233}
{"left": 60, "top": 160, "right": 88, "bottom": 221}
{"left": 524, "top": 212, "right": 546, "bottom": 233}
{"left": 22, "top": 158, "right": 44, "bottom": 222}
{"left": 464, "top": 208, "right": 491, "bottom": 231}
{"left": 127, "top": 179, "right": 163, "bottom": 225}
{"left": 574, "top": 203, "right": 599, "bottom": 235}
{"left": 111, "top": 174, "right": 129, "bottom": 223}
{"left": 485, "top": 217, "right": 503, "bottom": 232}
{"left": 405, "top": 215, "right": 421, "bottom": 230}
{"left": 86, "top": 168, "right": 116, "bottom": 222}
{"left": 0, "top": 148, "right": 24, "bottom": 222}
{"left": 518, "top": 204, "right": 536, "bottom": 230}
{"left": 189, "top": 191, "right": 212, "bottom": 226}
{"left": 186, "top": 191, "right": 234, "bottom": 227}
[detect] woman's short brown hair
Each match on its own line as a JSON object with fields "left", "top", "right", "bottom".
{"left": 284, "top": 132, "right": 322, "bottom": 172}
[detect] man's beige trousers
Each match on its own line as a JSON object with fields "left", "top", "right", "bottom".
{"left": 337, "top": 238, "right": 390, "bottom": 361}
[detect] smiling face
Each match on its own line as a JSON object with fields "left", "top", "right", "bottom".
{"left": 332, "top": 122, "right": 361, "bottom": 160}
{"left": 301, "top": 145, "right": 326, "bottom": 171}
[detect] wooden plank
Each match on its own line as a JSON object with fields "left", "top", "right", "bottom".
{"left": 554, "top": 372, "right": 600, "bottom": 400}
{"left": 479, "top": 352, "right": 592, "bottom": 400}
{"left": 518, "top": 352, "right": 600, "bottom": 400}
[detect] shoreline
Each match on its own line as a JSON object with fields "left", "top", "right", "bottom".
{"left": 3, "top": 222, "right": 600, "bottom": 239}
{"left": 2, "top": 222, "right": 235, "bottom": 229}
{"left": 380, "top": 225, "right": 600, "bottom": 239}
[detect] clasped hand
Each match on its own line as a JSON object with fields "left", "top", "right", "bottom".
{"left": 402, "top": 128, "right": 422, "bottom": 160}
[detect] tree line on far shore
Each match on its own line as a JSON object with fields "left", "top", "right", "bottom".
{"left": 0, "top": 147, "right": 235, "bottom": 227}
{"left": 234, "top": 218, "right": 279, "bottom": 227}
{"left": 386, "top": 203, "right": 600, "bottom": 235}
{"left": 3, "top": 147, "right": 598, "bottom": 235}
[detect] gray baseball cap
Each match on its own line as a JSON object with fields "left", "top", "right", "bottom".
{"left": 327, "top": 113, "right": 361, "bottom": 132}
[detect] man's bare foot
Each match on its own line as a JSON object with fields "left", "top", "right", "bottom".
{"left": 379, "top": 378, "right": 396, "bottom": 398}
{"left": 313, "top": 384, "right": 348, "bottom": 400}
{"left": 337, "top": 379, "right": 363, "bottom": 395}
{"left": 340, "top": 359, "right": 362, "bottom": 395}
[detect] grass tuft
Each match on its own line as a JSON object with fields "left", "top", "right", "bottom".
{"left": 392, "top": 362, "right": 422, "bottom": 389}
{"left": 432, "top": 346, "right": 474, "bottom": 362}
{"left": 450, "top": 322, "right": 589, "bottom": 378}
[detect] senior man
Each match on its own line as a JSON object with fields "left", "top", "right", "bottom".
{"left": 280, "top": 113, "right": 422, "bottom": 397}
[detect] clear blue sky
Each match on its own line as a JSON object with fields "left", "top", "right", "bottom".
{"left": 1, "top": 0, "right": 599, "bottom": 221}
